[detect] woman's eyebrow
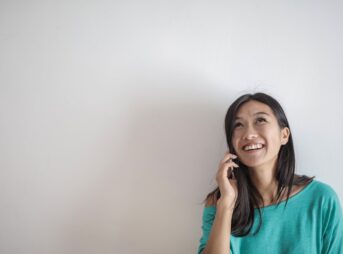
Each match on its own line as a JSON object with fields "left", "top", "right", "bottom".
{"left": 235, "top": 112, "right": 270, "bottom": 120}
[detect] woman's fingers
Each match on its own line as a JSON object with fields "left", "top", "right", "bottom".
{"left": 229, "top": 162, "right": 239, "bottom": 167}
{"left": 217, "top": 151, "right": 239, "bottom": 180}
{"left": 215, "top": 151, "right": 239, "bottom": 208}
{"left": 217, "top": 160, "right": 238, "bottom": 180}
{"left": 221, "top": 151, "right": 238, "bottom": 163}
{"left": 220, "top": 159, "right": 239, "bottom": 167}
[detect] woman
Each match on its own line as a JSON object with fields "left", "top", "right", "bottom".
{"left": 197, "top": 92, "right": 343, "bottom": 254}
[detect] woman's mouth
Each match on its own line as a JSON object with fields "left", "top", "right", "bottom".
{"left": 242, "top": 144, "right": 265, "bottom": 153}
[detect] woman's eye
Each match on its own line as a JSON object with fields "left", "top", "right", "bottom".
{"left": 234, "top": 123, "right": 242, "bottom": 128}
{"left": 257, "top": 118, "right": 266, "bottom": 123}
{"left": 234, "top": 118, "right": 266, "bottom": 128}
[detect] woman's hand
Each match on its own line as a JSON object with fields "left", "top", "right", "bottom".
{"left": 215, "top": 151, "right": 239, "bottom": 211}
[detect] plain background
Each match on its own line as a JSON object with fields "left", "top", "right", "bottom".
{"left": 1, "top": 1, "right": 343, "bottom": 254}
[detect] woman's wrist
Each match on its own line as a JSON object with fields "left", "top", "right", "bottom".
{"left": 217, "top": 199, "right": 235, "bottom": 214}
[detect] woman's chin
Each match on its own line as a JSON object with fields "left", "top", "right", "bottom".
{"left": 239, "top": 159, "right": 264, "bottom": 168}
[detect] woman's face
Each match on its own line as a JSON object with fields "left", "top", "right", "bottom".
{"left": 231, "top": 100, "right": 290, "bottom": 170}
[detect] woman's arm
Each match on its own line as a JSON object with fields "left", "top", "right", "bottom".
{"left": 202, "top": 201, "right": 233, "bottom": 254}
{"left": 200, "top": 151, "right": 238, "bottom": 254}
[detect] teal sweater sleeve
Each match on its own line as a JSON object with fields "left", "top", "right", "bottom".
{"left": 321, "top": 185, "right": 343, "bottom": 253}
{"left": 197, "top": 205, "right": 234, "bottom": 254}
{"left": 197, "top": 205, "right": 214, "bottom": 254}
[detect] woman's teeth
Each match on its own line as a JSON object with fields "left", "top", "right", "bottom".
{"left": 243, "top": 144, "right": 264, "bottom": 151}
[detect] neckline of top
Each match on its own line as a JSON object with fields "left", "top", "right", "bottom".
{"left": 206, "top": 179, "right": 317, "bottom": 211}
{"left": 254, "top": 179, "right": 316, "bottom": 210}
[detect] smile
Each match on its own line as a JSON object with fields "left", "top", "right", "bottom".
{"left": 242, "top": 143, "right": 265, "bottom": 151}
{"left": 243, "top": 147, "right": 265, "bottom": 153}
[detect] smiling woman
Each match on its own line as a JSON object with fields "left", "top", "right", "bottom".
{"left": 197, "top": 93, "right": 343, "bottom": 254}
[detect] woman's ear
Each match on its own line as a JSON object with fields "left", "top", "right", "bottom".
{"left": 281, "top": 127, "right": 290, "bottom": 145}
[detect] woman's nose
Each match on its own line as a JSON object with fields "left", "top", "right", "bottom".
{"left": 244, "top": 133, "right": 258, "bottom": 140}
{"left": 243, "top": 127, "right": 259, "bottom": 140}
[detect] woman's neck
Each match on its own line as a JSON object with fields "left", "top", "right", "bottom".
{"left": 249, "top": 164, "right": 280, "bottom": 206}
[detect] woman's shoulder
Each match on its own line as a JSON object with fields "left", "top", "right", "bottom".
{"left": 306, "top": 179, "right": 341, "bottom": 205}
{"left": 309, "top": 179, "right": 338, "bottom": 196}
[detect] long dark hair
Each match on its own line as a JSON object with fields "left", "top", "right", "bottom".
{"left": 203, "top": 92, "right": 315, "bottom": 236}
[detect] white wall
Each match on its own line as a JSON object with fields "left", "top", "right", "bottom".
{"left": 1, "top": 1, "right": 343, "bottom": 254}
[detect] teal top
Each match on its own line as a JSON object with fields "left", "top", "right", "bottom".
{"left": 197, "top": 180, "right": 343, "bottom": 254}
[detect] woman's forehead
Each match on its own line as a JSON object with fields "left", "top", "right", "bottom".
{"left": 235, "top": 100, "right": 274, "bottom": 119}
